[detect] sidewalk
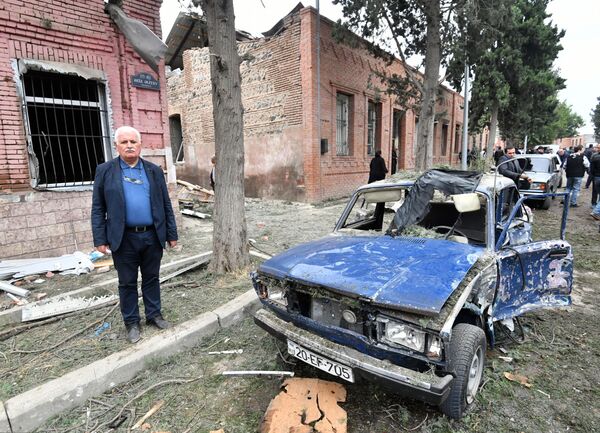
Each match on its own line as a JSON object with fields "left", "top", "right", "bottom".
{"left": 0, "top": 288, "right": 260, "bottom": 433}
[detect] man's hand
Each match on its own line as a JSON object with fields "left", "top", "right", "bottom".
{"left": 96, "top": 245, "right": 110, "bottom": 254}
{"left": 168, "top": 240, "right": 177, "bottom": 248}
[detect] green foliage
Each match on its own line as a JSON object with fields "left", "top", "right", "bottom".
{"left": 449, "top": 0, "right": 565, "bottom": 146}
{"left": 591, "top": 97, "right": 600, "bottom": 141}
{"left": 333, "top": 0, "right": 496, "bottom": 168}
{"left": 538, "top": 100, "right": 584, "bottom": 140}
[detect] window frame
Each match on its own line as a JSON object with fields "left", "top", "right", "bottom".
{"left": 19, "top": 67, "right": 112, "bottom": 189}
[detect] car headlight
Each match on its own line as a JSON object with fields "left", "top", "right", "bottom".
{"left": 382, "top": 321, "right": 426, "bottom": 352}
{"left": 426, "top": 336, "right": 443, "bottom": 360}
{"left": 529, "top": 182, "right": 546, "bottom": 191}
{"left": 253, "top": 275, "right": 288, "bottom": 307}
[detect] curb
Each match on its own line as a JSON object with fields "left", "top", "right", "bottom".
{"left": 0, "top": 288, "right": 260, "bottom": 433}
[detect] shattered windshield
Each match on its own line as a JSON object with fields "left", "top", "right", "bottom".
{"left": 340, "top": 170, "right": 487, "bottom": 245}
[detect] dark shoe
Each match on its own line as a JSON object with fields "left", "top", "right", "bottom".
{"left": 126, "top": 323, "right": 141, "bottom": 343}
{"left": 146, "top": 315, "right": 170, "bottom": 329}
{"left": 570, "top": 203, "right": 579, "bottom": 207}
{"left": 591, "top": 213, "right": 600, "bottom": 221}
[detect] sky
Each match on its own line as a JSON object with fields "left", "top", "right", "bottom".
{"left": 160, "top": 0, "right": 600, "bottom": 135}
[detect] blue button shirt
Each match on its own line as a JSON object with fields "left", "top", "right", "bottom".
{"left": 119, "top": 158, "right": 154, "bottom": 227}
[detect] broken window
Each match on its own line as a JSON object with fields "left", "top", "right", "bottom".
{"left": 169, "top": 114, "right": 184, "bottom": 163}
{"left": 21, "top": 70, "right": 110, "bottom": 188}
{"left": 336, "top": 93, "right": 350, "bottom": 156}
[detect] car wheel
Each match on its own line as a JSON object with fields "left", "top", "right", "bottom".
{"left": 541, "top": 196, "right": 551, "bottom": 210}
{"left": 440, "top": 324, "right": 486, "bottom": 419}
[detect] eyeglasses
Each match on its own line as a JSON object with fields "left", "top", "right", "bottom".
{"left": 123, "top": 176, "right": 143, "bottom": 185}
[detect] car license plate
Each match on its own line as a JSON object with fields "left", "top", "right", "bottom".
{"left": 287, "top": 340, "right": 354, "bottom": 383}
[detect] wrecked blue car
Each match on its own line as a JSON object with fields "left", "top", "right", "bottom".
{"left": 252, "top": 169, "right": 572, "bottom": 419}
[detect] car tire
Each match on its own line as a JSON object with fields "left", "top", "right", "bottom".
{"left": 541, "top": 196, "right": 551, "bottom": 210}
{"left": 440, "top": 324, "right": 486, "bottom": 419}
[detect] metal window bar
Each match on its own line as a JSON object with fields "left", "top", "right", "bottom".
{"left": 175, "top": 141, "right": 185, "bottom": 162}
{"left": 21, "top": 70, "right": 111, "bottom": 188}
{"left": 367, "top": 102, "right": 376, "bottom": 156}
{"left": 336, "top": 94, "right": 349, "bottom": 156}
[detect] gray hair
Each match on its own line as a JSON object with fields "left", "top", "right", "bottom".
{"left": 114, "top": 126, "right": 141, "bottom": 143}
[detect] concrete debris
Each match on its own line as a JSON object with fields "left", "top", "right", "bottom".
{"left": 260, "top": 378, "right": 347, "bottom": 433}
{"left": 6, "top": 293, "right": 28, "bottom": 306}
{"left": 21, "top": 294, "right": 118, "bottom": 322}
{"left": 0, "top": 281, "right": 30, "bottom": 297}
{"left": 96, "top": 266, "right": 110, "bottom": 274}
{"left": 0, "top": 252, "right": 94, "bottom": 280}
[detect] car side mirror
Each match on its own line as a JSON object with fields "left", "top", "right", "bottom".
{"left": 451, "top": 193, "right": 481, "bottom": 213}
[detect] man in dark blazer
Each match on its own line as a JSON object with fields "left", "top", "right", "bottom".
{"left": 92, "top": 126, "right": 178, "bottom": 343}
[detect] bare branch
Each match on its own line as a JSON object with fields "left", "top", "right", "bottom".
{"left": 381, "top": 8, "right": 424, "bottom": 94}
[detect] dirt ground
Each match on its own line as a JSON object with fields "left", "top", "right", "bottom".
{"left": 1, "top": 184, "right": 599, "bottom": 433}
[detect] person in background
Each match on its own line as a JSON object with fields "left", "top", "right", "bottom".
{"left": 209, "top": 155, "right": 216, "bottom": 190}
{"left": 563, "top": 144, "right": 590, "bottom": 207}
{"left": 584, "top": 144, "right": 596, "bottom": 189}
{"left": 493, "top": 146, "right": 504, "bottom": 166}
{"left": 497, "top": 145, "right": 531, "bottom": 188}
{"left": 368, "top": 149, "right": 388, "bottom": 183}
{"left": 91, "top": 126, "right": 178, "bottom": 344}
{"left": 391, "top": 147, "right": 398, "bottom": 175}
{"left": 535, "top": 146, "right": 546, "bottom": 154}
{"left": 589, "top": 144, "right": 600, "bottom": 216}
{"left": 557, "top": 148, "right": 568, "bottom": 167}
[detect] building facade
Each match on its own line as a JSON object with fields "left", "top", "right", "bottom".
{"left": 0, "top": 0, "right": 175, "bottom": 259}
{"left": 168, "top": 6, "right": 465, "bottom": 202}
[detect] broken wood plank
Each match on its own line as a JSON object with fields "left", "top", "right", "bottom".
{"left": 177, "top": 179, "right": 214, "bottom": 195}
{"left": 0, "top": 251, "right": 212, "bottom": 327}
{"left": 0, "top": 281, "right": 30, "bottom": 297}
{"left": 249, "top": 250, "right": 272, "bottom": 260}
{"left": 181, "top": 209, "right": 211, "bottom": 219}
{"left": 131, "top": 400, "right": 165, "bottom": 430}
{"left": 159, "top": 259, "right": 209, "bottom": 284}
{"left": 21, "top": 294, "right": 119, "bottom": 321}
{"left": 260, "top": 378, "right": 347, "bottom": 433}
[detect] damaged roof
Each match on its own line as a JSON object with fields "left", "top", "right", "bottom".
{"left": 165, "top": 11, "right": 254, "bottom": 70}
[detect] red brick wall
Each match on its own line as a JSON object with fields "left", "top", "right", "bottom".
{"left": 168, "top": 5, "right": 465, "bottom": 203}
{"left": 0, "top": 0, "right": 173, "bottom": 259}
{"left": 168, "top": 12, "right": 306, "bottom": 200}
{"left": 302, "top": 8, "right": 464, "bottom": 201}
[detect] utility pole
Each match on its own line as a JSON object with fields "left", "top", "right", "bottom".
{"left": 461, "top": 63, "right": 469, "bottom": 170}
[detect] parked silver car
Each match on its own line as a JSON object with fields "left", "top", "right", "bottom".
{"left": 520, "top": 154, "right": 563, "bottom": 209}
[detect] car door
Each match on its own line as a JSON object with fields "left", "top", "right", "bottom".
{"left": 492, "top": 188, "right": 573, "bottom": 321}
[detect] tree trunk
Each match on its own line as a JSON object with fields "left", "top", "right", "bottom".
{"left": 198, "top": 0, "right": 249, "bottom": 272}
{"left": 487, "top": 102, "right": 499, "bottom": 156}
{"left": 414, "top": 0, "right": 441, "bottom": 171}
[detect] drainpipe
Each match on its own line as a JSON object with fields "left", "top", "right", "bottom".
{"left": 316, "top": 0, "right": 322, "bottom": 200}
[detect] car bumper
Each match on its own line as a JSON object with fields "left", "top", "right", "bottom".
{"left": 254, "top": 308, "right": 453, "bottom": 405}
{"left": 521, "top": 190, "right": 549, "bottom": 200}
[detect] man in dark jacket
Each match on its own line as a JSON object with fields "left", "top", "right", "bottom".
{"left": 584, "top": 144, "right": 595, "bottom": 189}
{"left": 368, "top": 149, "right": 388, "bottom": 183}
{"left": 564, "top": 144, "right": 590, "bottom": 207}
{"left": 493, "top": 146, "right": 504, "bottom": 166}
{"left": 589, "top": 144, "right": 600, "bottom": 214}
{"left": 497, "top": 145, "right": 530, "bottom": 188}
{"left": 92, "top": 126, "right": 178, "bottom": 343}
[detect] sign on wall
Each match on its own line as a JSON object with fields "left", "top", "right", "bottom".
{"left": 131, "top": 72, "right": 160, "bottom": 90}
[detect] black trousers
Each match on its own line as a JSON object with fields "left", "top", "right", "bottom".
{"left": 112, "top": 229, "right": 164, "bottom": 325}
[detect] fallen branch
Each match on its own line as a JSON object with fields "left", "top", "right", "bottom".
{"left": 91, "top": 376, "right": 204, "bottom": 433}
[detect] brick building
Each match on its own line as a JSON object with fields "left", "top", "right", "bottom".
{"left": 0, "top": 0, "right": 175, "bottom": 259}
{"left": 167, "top": 5, "right": 465, "bottom": 202}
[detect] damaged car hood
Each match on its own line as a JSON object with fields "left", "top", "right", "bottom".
{"left": 259, "top": 235, "right": 485, "bottom": 315}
